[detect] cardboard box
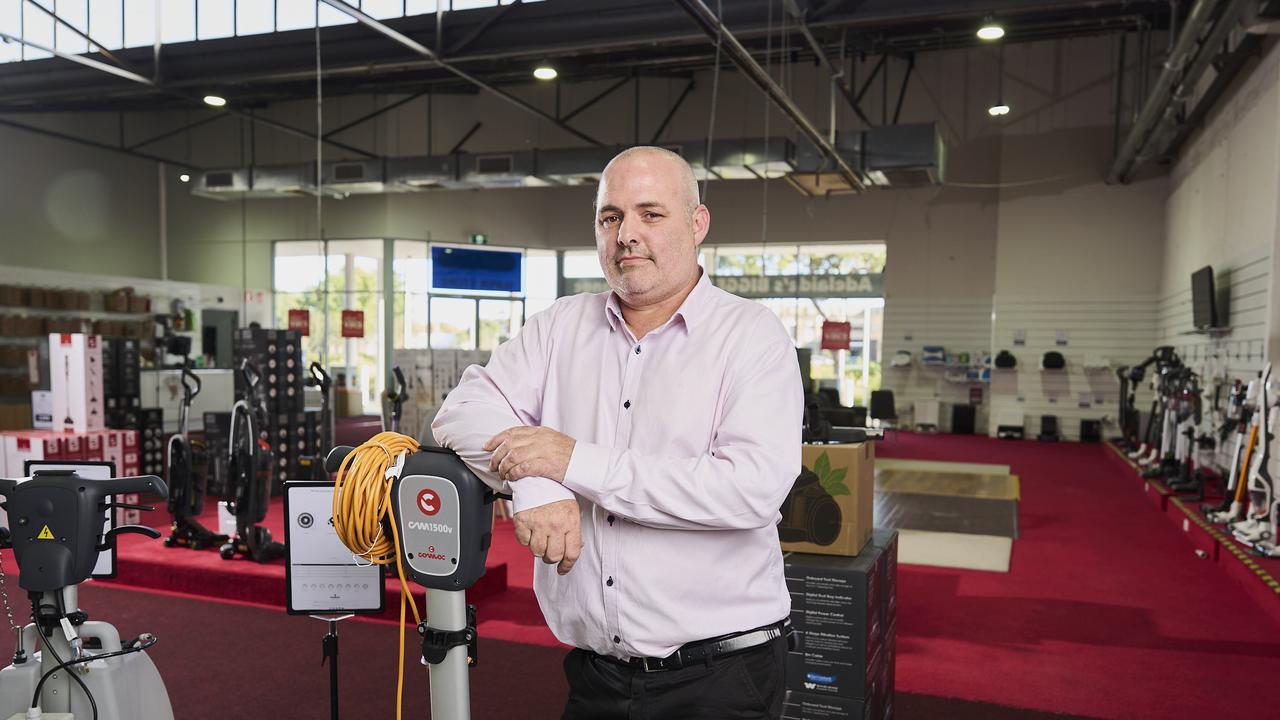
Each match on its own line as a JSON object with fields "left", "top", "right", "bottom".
{"left": 49, "top": 333, "right": 105, "bottom": 433}
{"left": 781, "top": 442, "right": 874, "bottom": 557}
{"left": 785, "top": 546, "right": 886, "bottom": 700}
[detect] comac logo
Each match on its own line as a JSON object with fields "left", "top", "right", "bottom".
{"left": 416, "top": 489, "right": 441, "bottom": 516}
{"left": 805, "top": 673, "right": 836, "bottom": 687}
{"left": 406, "top": 520, "right": 454, "bottom": 533}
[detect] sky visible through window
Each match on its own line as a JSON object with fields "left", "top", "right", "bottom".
{"left": 0, "top": 0, "right": 540, "bottom": 63}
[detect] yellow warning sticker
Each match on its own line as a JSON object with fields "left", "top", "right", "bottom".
{"left": 36, "top": 525, "right": 54, "bottom": 540}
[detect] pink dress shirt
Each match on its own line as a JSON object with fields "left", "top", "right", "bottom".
{"left": 432, "top": 271, "right": 802, "bottom": 659}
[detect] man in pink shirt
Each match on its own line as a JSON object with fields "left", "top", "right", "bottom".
{"left": 433, "top": 146, "right": 802, "bottom": 719}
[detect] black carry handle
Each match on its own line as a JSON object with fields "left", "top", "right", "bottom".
{"left": 240, "top": 358, "right": 262, "bottom": 390}
{"left": 182, "top": 358, "right": 202, "bottom": 402}
{"left": 309, "top": 362, "right": 332, "bottom": 393}
{"left": 325, "top": 446, "right": 356, "bottom": 474}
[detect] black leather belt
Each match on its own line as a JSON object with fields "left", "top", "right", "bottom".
{"left": 608, "top": 619, "right": 792, "bottom": 673}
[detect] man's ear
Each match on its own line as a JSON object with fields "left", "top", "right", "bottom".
{"left": 692, "top": 204, "right": 710, "bottom": 246}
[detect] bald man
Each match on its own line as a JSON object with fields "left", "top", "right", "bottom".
{"left": 434, "top": 147, "right": 802, "bottom": 719}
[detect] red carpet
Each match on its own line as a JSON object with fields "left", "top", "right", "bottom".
{"left": 877, "top": 432, "right": 1280, "bottom": 720}
{"left": 5, "top": 432, "right": 1280, "bottom": 718}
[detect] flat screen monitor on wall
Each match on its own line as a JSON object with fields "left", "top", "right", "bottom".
{"left": 1191, "top": 265, "right": 1217, "bottom": 330}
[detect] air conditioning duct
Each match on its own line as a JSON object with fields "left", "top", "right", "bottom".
{"left": 192, "top": 168, "right": 250, "bottom": 200}
{"left": 708, "top": 137, "right": 795, "bottom": 179}
{"left": 387, "top": 155, "right": 469, "bottom": 190}
{"left": 460, "top": 151, "right": 550, "bottom": 188}
{"left": 536, "top": 146, "right": 621, "bottom": 185}
{"left": 323, "top": 159, "right": 386, "bottom": 194}
{"left": 251, "top": 163, "right": 323, "bottom": 198}
{"left": 860, "top": 123, "right": 944, "bottom": 188}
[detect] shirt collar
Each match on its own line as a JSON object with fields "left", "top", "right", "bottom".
{"left": 603, "top": 269, "right": 712, "bottom": 336}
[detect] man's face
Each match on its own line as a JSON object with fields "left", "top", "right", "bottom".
{"left": 594, "top": 154, "right": 709, "bottom": 307}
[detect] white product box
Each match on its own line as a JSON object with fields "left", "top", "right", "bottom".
{"left": 31, "top": 390, "right": 53, "bottom": 429}
{"left": 49, "top": 333, "right": 105, "bottom": 433}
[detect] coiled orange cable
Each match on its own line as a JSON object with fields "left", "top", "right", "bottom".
{"left": 331, "top": 431, "right": 422, "bottom": 720}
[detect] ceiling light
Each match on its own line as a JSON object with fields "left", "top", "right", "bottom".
{"left": 203, "top": 95, "right": 227, "bottom": 107}
{"left": 179, "top": 173, "right": 191, "bottom": 183}
{"left": 977, "top": 22, "right": 1005, "bottom": 41}
{"left": 533, "top": 65, "right": 558, "bottom": 81}
{"left": 988, "top": 104, "right": 1010, "bottom": 117}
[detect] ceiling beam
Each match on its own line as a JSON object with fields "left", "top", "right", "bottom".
{"left": 673, "top": 0, "right": 865, "bottom": 190}
{"left": 319, "top": 0, "right": 605, "bottom": 147}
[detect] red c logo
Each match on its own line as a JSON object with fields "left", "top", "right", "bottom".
{"left": 417, "top": 489, "right": 441, "bottom": 516}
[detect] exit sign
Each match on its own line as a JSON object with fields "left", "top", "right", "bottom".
{"left": 469, "top": 233, "right": 489, "bottom": 245}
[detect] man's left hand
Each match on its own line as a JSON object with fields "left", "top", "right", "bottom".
{"left": 484, "top": 426, "right": 577, "bottom": 483}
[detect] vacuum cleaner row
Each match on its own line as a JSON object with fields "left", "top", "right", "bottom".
{"left": 1117, "top": 347, "right": 1278, "bottom": 557}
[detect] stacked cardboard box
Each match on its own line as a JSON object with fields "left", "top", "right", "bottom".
{"left": 0, "top": 428, "right": 142, "bottom": 526}
{"left": 783, "top": 529, "right": 899, "bottom": 720}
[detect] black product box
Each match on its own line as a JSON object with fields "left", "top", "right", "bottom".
{"left": 881, "top": 621, "right": 896, "bottom": 720}
{"left": 118, "top": 338, "right": 140, "bottom": 396}
{"left": 869, "top": 529, "right": 898, "bottom": 627}
{"left": 785, "top": 544, "right": 886, "bottom": 699}
{"left": 782, "top": 687, "right": 877, "bottom": 720}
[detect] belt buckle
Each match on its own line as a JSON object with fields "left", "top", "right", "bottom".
{"left": 641, "top": 653, "right": 681, "bottom": 673}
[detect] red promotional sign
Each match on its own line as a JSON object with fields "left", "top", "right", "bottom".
{"left": 821, "top": 321, "right": 852, "bottom": 350}
{"left": 341, "top": 310, "right": 365, "bottom": 338}
{"left": 287, "top": 309, "right": 311, "bottom": 336}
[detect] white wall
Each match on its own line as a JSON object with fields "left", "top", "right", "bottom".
{"left": 1160, "top": 39, "right": 1280, "bottom": 472}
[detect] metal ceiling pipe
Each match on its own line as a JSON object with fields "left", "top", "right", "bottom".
{"left": 1107, "top": 0, "right": 1230, "bottom": 183}
{"left": 1140, "top": 0, "right": 1253, "bottom": 166}
{"left": 673, "top": 0, "right": 866, "bottom": 191}
{"left": 318, "top": 0, "right": 605, "bottom": 147}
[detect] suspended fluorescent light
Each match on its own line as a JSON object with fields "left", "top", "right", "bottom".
{"left": 533, "top": 65, "right": 558, "bottom": 81}
{"left": 988, "top": 104, "right": 1010, "bottom": 116}
{"left": 203, "top": 95, "right": 227, "bottom": 107}
{"left": 977, "top": 23, "right": 1005, "bottom": 41}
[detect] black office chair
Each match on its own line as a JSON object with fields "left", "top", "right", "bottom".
{"left": 869, "top": 390, "right": 897, "bottom": 431}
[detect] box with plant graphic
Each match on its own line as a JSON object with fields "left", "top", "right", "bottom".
{"left": 780, "top": 442, "right": 874, "bottom": 557}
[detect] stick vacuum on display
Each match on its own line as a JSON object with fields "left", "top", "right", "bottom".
{"left": 219, "top": 359, "right": 285, "bottom": 563}
{"left": 164, "top": 359, "right": 228, "bottom": 550}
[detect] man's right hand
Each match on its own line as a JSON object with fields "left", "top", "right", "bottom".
{"left": 513, "top": 498, "right": 582, "bottom": 575}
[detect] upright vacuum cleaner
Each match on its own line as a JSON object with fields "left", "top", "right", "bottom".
{"left": 298, "top": 362, "right": 335, "bottom": 482}
{"left": 383, "top": 366, "right": 407, "bottom": 434}
{"left": 0, "top": 470, "right": 174, "bottom": 719}
{"left": 164, "top": 359, "right": 228, "bottom": 550}
{"left": 220, "top": 359, "right": 285, "bottom": 563}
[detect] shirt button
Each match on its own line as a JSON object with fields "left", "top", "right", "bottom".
{"left": 607, "top": 577, "right": 614, "bottom": 587}
{"left": 623, "top": 400, "right": 631, "bottom": 409}
{"left": 613, "top": 635, "right": 621, "bottom": 644}
{"left": 607, "top": 514, "right": 615, "bottom": 525}
{"left": 634, "top": 345, "right": 641, "bottom": 354}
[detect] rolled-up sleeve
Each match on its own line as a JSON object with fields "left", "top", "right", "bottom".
{"left": 432, "top": 305, "right": 576, "bottom": 513}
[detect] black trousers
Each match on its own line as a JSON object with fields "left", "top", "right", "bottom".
{"left": 561, "top": 634, "right": 788, "bottom": 720}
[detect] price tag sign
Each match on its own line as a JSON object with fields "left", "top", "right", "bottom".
{"left": 341, "top": 310, "right": 365, "bottom": 338}
{"left": 288, "top": 309, "right": 311, "bottom": 336}
{"left": 821, "top": 321, "right": 852, "bottom": 350}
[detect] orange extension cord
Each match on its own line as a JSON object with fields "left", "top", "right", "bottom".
{"left": 331, "top": 431, "right": 422, "bottom": 720}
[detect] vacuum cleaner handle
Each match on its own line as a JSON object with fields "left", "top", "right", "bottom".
{"left": 182, "top": 359, "right": 202, "bottom": 401}
{"left": 240, "top": 358, "right": 262, "bottom": 390}
{"left": 309, "top": 362, "right": 332, "bottom": 393}
{"left": 392, "top": 366, "right": 407, "bottom": 402}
